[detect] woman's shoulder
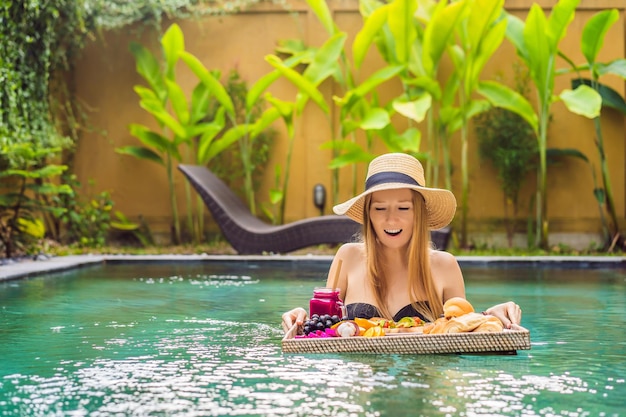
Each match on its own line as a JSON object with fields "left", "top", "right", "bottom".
{"left": 429, "top": 249, "right": 459, "bottom": 267}
{"left": 429, "top": 249, "right": 465, "bottom": 295}
{"left": 336, "top": 242, "right": 365, "bottom": 259}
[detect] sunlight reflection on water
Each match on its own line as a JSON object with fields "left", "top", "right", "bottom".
{"left": 1, "top": 263, "right": 625, "bottom": 416}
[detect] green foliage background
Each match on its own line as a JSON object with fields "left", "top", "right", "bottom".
{"left": 0, "top": 0, "right": 266, "bottom": 257}
{"left": 0, "top": 0, "right": 83, "bottom": 166}
{"left": 0, "top": 0, "right": 268, "bottom": 168}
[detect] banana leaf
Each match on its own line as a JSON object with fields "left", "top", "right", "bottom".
{"left": 571, "top": 78, "right": 626, "bottom": 114}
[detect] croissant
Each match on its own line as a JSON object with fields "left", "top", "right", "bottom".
{"left": 423, "top": 317, "right": 448, "bottom": 334}
{"left": 442, "top": 312, "right": 486, "bottom": 333}
{"left": 424, "top": 299, "right": 506, "bottom": 335}
{"left": 472, "top": 315, "right": 504, "bottom": 333}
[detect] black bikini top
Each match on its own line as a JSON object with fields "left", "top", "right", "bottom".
{"left": 345, "top": 302, "right": 428, "bottom": 322}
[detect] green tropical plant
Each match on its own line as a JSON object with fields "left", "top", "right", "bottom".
{"left": 122, "top": 23, "right": 290, "bottom": 237}
{"left": 266, "top": 5, "right": 404, "bottom": 218}
{"left": 264, "top": 26, "right": 356, "bottom": 219}
{"left": 346, "top": 0, "right": 537, "bottom": 248}
{"left": 65, "top": 191, "right": 114, "bottom": 248}
{"left": 181, "top": 50, "right": 288, "bottom": 220}
{"left": 0, "top": 1, "right": 88, "bottom": 169}
{"left": 0, "top": 1, "right": 85, "bottom": 258}
{"left": 271, "top": 0, "right": 427, "bottom": 208}
{"left": 445, "top": 0, "right": 510, "bottom": 248}
{"left": 207, "top": 70, "right": 275, "bottom": 210}
{"left": 351, "top": 0, "right": 467, "bottom": 193}
{"left": 47, "top": 174, "right": 116, "bottom": 248}
{"left": 0, "top": 145, "right": 72, "bottom": 258}
{"left": 475, "top": 65, "right": 537, "bottom": 248}
{"left": 408, "top": 0, "right": 466, "bottom": 191}
{"left": 111, "top": 211, "right": 154, "bottom": 247}
{"left": 504, "top": 0, "right": 602, "bottom": 249}
{"left": 319, "top": 0, "right": 421, "bottom": 199}
{"left": 558, "top": 8, "right": 626, "bottom": 250}
{"left": 270, "top": 0, "right": 542, "bottom": 251}
{"left": 277, "top": 0, "right": 361, "bottom": 202}
{"left": 117, "top": 23, "right": 239, "bottom": 244}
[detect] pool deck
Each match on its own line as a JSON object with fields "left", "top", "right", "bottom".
{"left": 1, "top": 254, "right": 625, "bottom": 282}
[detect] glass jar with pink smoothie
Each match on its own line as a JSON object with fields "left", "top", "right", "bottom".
{"left": 309, "top": 287, "right": 346, "bottom": 319}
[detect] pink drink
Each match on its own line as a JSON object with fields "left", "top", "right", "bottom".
{"left": 309, "top": 287, "right": 345, "bottom": 318}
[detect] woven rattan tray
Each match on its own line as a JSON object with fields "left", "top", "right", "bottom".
{"left": 282, "top": 325, "right": 531, "bottom": 354}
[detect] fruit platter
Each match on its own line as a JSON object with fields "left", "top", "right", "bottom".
{"left": 282, "top": 299, "right": 531, "bottom": 355}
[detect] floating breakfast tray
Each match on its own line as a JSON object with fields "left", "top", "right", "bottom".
{"left": 282, "top": 325, "right": 531, "bottom": 355}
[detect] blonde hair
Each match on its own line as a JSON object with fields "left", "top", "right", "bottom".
{"left": 362, "top": 191, "right": 443, "bottom": 322}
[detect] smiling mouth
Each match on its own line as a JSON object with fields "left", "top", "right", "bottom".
{"left": 384, "top": 229, "right": 402, "bottom": 236}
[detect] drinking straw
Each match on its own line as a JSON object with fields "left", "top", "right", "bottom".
{"left": 330, "top": 259, "right": 343, "bottom": 290}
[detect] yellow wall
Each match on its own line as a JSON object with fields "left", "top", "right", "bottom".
{"left": 72, "top": 0, "right": 626, "bottom": 246}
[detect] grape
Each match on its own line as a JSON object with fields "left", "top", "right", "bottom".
{"left": 302, "top": 313, "right": 344, "bottom": 336}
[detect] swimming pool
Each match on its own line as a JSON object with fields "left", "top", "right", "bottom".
{"left": 1, "top": 260, "right": 624, "bottom": 416}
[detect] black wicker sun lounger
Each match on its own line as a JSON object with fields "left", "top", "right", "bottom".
{"left": 178, "top": 164, "right": 451, "bottom": 254}
{"left": 178, "top": 164, "right": 361, "bottom": 254}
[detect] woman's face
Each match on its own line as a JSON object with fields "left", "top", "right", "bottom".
{"left": 369, "top": 188, "right": 415, "bottom": 250}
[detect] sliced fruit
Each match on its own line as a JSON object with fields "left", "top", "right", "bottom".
{"left": 376, "top": 318, "right": 396, "bottom": 328}
{"left": 363, "top": 326, "right": 384, "bottom": 337}
{"left": 396, "top": 317, "right": 417, "bottom": 328}
{"left": 395, "top": 316, "right": 425, "bottom": 328}
{"left": 354, "top": 317, "right": 378, "bottom": 330}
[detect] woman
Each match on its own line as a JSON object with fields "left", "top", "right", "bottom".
{"left": 282, "top": 153, "right": 522, "bottom": 332}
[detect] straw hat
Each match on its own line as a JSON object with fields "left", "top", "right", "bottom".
{"left": 333, "top": 153, "right": 456, "bottom": 230}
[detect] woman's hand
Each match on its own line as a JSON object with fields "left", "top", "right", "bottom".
{"left": 484, "top": 302, "right": 522, "bottom": 329}
{"left": 281, "top": 307, "right": 308, "bottom": 333}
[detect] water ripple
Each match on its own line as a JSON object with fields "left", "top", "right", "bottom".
{"left": 2, "top": 264, "right": 625, "bottom": 416}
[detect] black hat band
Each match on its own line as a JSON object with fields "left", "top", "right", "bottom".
{"left": 365, "top": 172, "right": 421, "bottom": 190}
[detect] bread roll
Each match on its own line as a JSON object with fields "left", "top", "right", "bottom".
{"left": 442, "top": 312, "right": 485, "bottom": 333}
{"left": 443, "top": 297, "right": 475, "bottom": 319}
{"left": 472, "top": 315, "right": 504, "bottom": 333}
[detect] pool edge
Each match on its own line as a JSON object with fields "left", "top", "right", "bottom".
{"left": 1, "top": 254, "right": 625, "bottom": 281}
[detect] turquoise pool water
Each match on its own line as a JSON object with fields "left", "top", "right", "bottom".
{"left": 1, "top": 261, "right": 625, "bottom": 416}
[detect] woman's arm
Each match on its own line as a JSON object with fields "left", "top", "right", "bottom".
{"left": 324, "top": 244, "right": 357, "bottom": 300}
{"left": 282, "top": 243, "right": 358, "bottom": 332}
{"left": 431, "top": 250, "right": 466, "bottom": 301}
{"left": 433, "top": 251, "right": 523, "bottom": 328}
